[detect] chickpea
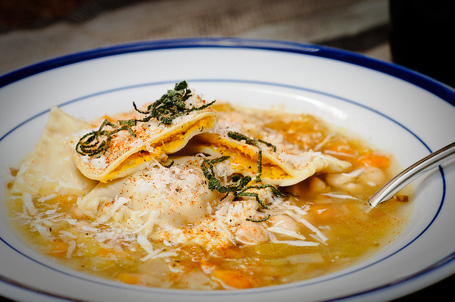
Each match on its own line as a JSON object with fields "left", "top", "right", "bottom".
{"left": 235, "top": 221, "right": 268, "bottom": 245}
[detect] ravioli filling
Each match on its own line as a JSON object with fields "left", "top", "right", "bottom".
{"left": 79, "top": 113, "right": 217, "bottom": 182}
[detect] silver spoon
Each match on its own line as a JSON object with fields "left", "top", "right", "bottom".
{"left": 368, "top": 141, "right": 455, "bottom": 208}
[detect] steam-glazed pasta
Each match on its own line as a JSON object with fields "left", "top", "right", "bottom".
{"left": 6, "top": 81, "right": 412, "bottom": 290}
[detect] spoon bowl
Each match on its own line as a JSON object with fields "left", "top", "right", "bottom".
{"left": 368, "top": 141, "right": 455, "bottom": 207}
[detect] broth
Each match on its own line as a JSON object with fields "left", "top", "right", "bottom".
{"left": 5, "top": 84, "right": 412, "bottom": 290}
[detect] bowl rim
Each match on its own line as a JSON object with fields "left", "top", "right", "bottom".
{"left": 1, "top": 37, "right": 455, "bottom": 302}
{"left": 1, "top": 37, "right": 455, "bottom": 107}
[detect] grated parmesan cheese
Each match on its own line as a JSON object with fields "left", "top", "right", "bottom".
{"left": 22, "top": 193, "right": 37, "bottom": 215}
{"left": 37, "top": 194, "right": 57, "bottom": 203}
{"left": 66, "top": 240, "right": 76, "bottom": 258}
{"left": 322, "top": 192, "right": 359, "bottom": 200}
{"left": 90, "top": 156, "right": 108, "bottom": 170}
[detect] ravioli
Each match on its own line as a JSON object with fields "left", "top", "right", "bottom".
{"left": 189, "top": 132, "right": 351, "bottom": 187}
{"left": 11, "top": 106, "right": 98, "bottom": 198}
{"left": 77, "top": 157, "right": 217, "bottom": 228}
{"left": 71, "top": 94, "right": 217, "bottom": 183}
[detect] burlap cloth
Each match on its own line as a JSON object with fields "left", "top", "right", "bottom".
{"left": 0, "top": 0, "right": 390, "bottom": 75}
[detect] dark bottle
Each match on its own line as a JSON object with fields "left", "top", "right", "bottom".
{"left": 389, "top": 0, "right": 455, "bottom": 88}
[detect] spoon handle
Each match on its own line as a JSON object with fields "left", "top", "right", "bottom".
{"left": 369, "top": 141, "right": 455, "bottom": 208}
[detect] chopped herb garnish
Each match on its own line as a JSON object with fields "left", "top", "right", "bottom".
{"left": 76, "top": 81, "right": 215, "bottom": 156}
{"left": 76, "top": 119, "right": 136, "bottom": 156}
{"left": 227, "top": 131, "right": 276, "bottom": 182}
{"left": 201, "top": 131, "right": 283, "bottom": 208}
{"left": 227, "top": 131, "right": 277, "bottom": 152}
{"left": 237, "top": 184, "right": 288, "bottom": 210}
{"left": 247, "top": 214, "right": 271, "bottom": 223}
{"left": 236, "top": 191, "right": 269, "bottom": 209}
{"left": 240, "top": 184, "right": 288, "bottom": 198}
{"left": 164, "top": 160, "right": 175, "bottom": 168}
{"left": 201, "top": 156, "right": 251, "bottom": 194}
{"left": 133, "top": 81, "right": 215, "bottom": 125}
{"left": 200, "top": 156, "right": 287, "bottom": 209}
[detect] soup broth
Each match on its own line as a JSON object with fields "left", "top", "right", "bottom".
{"left": 5, "top": 83, "right": 412, "bottom": 290}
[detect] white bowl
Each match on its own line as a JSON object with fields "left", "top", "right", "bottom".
{"left": 1, "top": 38, "right": 455, "bottom": 302}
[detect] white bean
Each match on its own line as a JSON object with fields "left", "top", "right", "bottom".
{"left": 267, "top": 215, "right": 299, "bottom": 232}
{"left": 364, "top": 166, "right": 387, "bottom": 185}
{"left": 308, "top": 177, "right": 327, "bottom": 193}
{"left": 325, "top": 173, "right": 351, "bottom": 189}
{"left": 344, "top": 183, "right": 362, "bottom": 194}
{"left": 235, "top": 221, "right": 268, "bottom": 245}
{"left": 325, "top": 173, "right": 361, "bottom": 194}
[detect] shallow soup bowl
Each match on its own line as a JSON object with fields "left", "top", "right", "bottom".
{"left": 0, "top": 38, "right": 454, "bottom": 302}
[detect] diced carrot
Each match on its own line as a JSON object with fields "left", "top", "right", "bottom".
{"left": 117, "top": 273, "right": 142, "bottom": 285}
{"left": 308, "top": 204, "right": 336, "bottom": 222}
{"left": 327, "top": 143, "right": 352, "bottom": 152}
{"left": 49, "top": 241, "right": 68, "bottom": 257}
{"left": 358, "top": 153, "right": 390, "bottom": 169}
{"left": 9, "top": 167, "right": 19, "bottom": 177}
{"left": 200, "top": 259, "right": 216, "bottom": 274}
{"left": 99, "top": 248, "right": 113, "bottom": 257}
{"left": 394, "top": 195, "right": 409, "bottom": 202}
{"left": 99, "top": 247, "right": 126, "bottom": 258}
{"left": 102, "top": 115, "right": 115, "bottom": 123}
{"left": 211, "top": 269, "right": 254, "bottom": 289}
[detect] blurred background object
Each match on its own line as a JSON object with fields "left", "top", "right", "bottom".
{"left": 389, "top": 0, "right": 455, "bottom": 88}
{"left": 0, "top": 0, "right": 391, "bottom": 76}
{"left": 0, "top": 0, "right": 150, "bottom": 30}
{"left": 2, "top": 0, "right": 453, "bottom": 90}
{"left": 0, "top": 0, "right": 91, "bottom": 30}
